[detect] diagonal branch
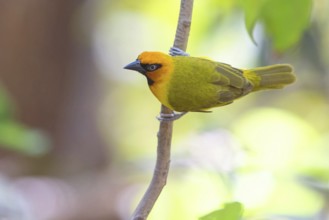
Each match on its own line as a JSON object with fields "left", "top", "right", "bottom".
{"left": 131, "top": 1, "right": 194, "bottom": 220}
{"left": 173, "top": 0, "right": 194, "bottom": 51}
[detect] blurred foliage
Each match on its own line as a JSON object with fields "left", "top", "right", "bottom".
{"left": 0, "top": 87, "right": 49, "bottom": 156}
{"left": 200, "top": 202, "right": 243, "bottom": 220}
{"left": 240, "top": 0, "right": 312, "bottom": 51}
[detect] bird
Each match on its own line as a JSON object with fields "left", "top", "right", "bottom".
{"left": 124, "top": 47, "right": 296, "bottom": 120}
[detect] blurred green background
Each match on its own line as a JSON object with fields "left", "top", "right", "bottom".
{"left": 0, "top": 0, "right": 328, "bottom": 219}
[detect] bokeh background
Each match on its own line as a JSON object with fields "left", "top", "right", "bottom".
{"left": 0, "top": 0, "right": 328, "bottom": 219}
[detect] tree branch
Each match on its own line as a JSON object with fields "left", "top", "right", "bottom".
{"left": 131, "top": 0, "right": 194, "bottom": 219}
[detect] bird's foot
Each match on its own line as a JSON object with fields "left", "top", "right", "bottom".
{"left": 169, "top": 47, "right": 189, "bottom": 56}
{"left": 157, "top": 112, "right": 187, "bottom": 121}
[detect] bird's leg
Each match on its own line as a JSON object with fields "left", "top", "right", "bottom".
{"left": 157, "top": 112, "right": 188, "bottom": 121}
{"left": 169, "top": 47, "right": 189, "bottom": 56}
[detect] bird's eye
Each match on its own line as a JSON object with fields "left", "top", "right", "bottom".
{"left": 145, "top": 64, "right": 161, "bottom": 72}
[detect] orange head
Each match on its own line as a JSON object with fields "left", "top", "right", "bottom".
{"left": 124, "top": 51, "right": 173, "bottom": 85}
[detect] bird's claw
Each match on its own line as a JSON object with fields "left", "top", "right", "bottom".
{"left": 169, "top": 47, "right": 189, "bottom": 56}
{"left": 157, "top": 112, "right": 187, "bottom": 121}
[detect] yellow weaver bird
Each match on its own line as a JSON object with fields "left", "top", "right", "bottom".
{"left": 124, "top": 48, "right": 295, "bottom": 119}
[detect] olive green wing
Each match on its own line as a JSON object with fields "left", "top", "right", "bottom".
{"left": 211, "top": 62, "right": 253, "bottom": 103}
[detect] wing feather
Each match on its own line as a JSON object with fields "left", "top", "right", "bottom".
{"left": 214, "top": 63, "right": 245, "bottom": 88}
{"left": 211, "top": 62, "right": 253, "bottom": 103}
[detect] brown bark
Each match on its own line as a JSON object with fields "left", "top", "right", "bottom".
{"left": 0, "top": 1, "right": 108, "bottom": 175}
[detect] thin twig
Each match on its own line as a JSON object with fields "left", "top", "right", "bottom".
{"left": 131, "top": 0, "right": 194, "bottom": 219}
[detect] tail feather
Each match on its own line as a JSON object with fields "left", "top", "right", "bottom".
{"left": 244, "top": 64, "right": 296, "bottom": 91}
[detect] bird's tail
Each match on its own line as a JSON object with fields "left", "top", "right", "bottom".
{"left": 244, "top": 64, "right": 296, "bottom": 91}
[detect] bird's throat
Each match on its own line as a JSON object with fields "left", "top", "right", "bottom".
{"left": 146, "top": 76, "right": 154, "bottom": 86}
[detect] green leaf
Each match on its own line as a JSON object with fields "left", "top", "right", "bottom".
{"left": 0, "top": 121, "right": 50, "bottom": 156}
{"left": 239, "top": 0, "right": 268, "bottom": 45}
{"left": 0, "top": 87, "right": 50, "bottom": 155}
{"left": 0, "top": 87, "right": 14, "bottom": 120}
{"left": 261, "top": 0, "right": 313, "bottom": 51}
{"left": 240, "top": 0, "right": 312, "bottom": 51}
{"left": 199, "top": 202, "right": 243, "bottom": 220}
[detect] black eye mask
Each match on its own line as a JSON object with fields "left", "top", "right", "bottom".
{"left": 142, "top": 64, "right": 162, "bottom": 72}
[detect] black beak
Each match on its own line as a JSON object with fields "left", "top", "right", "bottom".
{"left": 124, "top": 60, "right": 146, "bottom": 74}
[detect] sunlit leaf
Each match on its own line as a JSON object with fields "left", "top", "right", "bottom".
{"left": 239, "top": 0, "right": 268, "bottom": 45}
{"left": 261, "top": 0, "right": 312, "bottom": 51}
{"left": 240, "top": 0, "right": 312, "bottom": 51}
{"left": 0, "top": 120, "right": 49, "bottom": 155}
{"left": 0, "top": 121, "right": 50, "bottom": 155}
{"left": 199, "top": 202, "right": 243, "bottom": 220}
{"left": 0, "top": 88, "right": 50, "bottom": 155}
